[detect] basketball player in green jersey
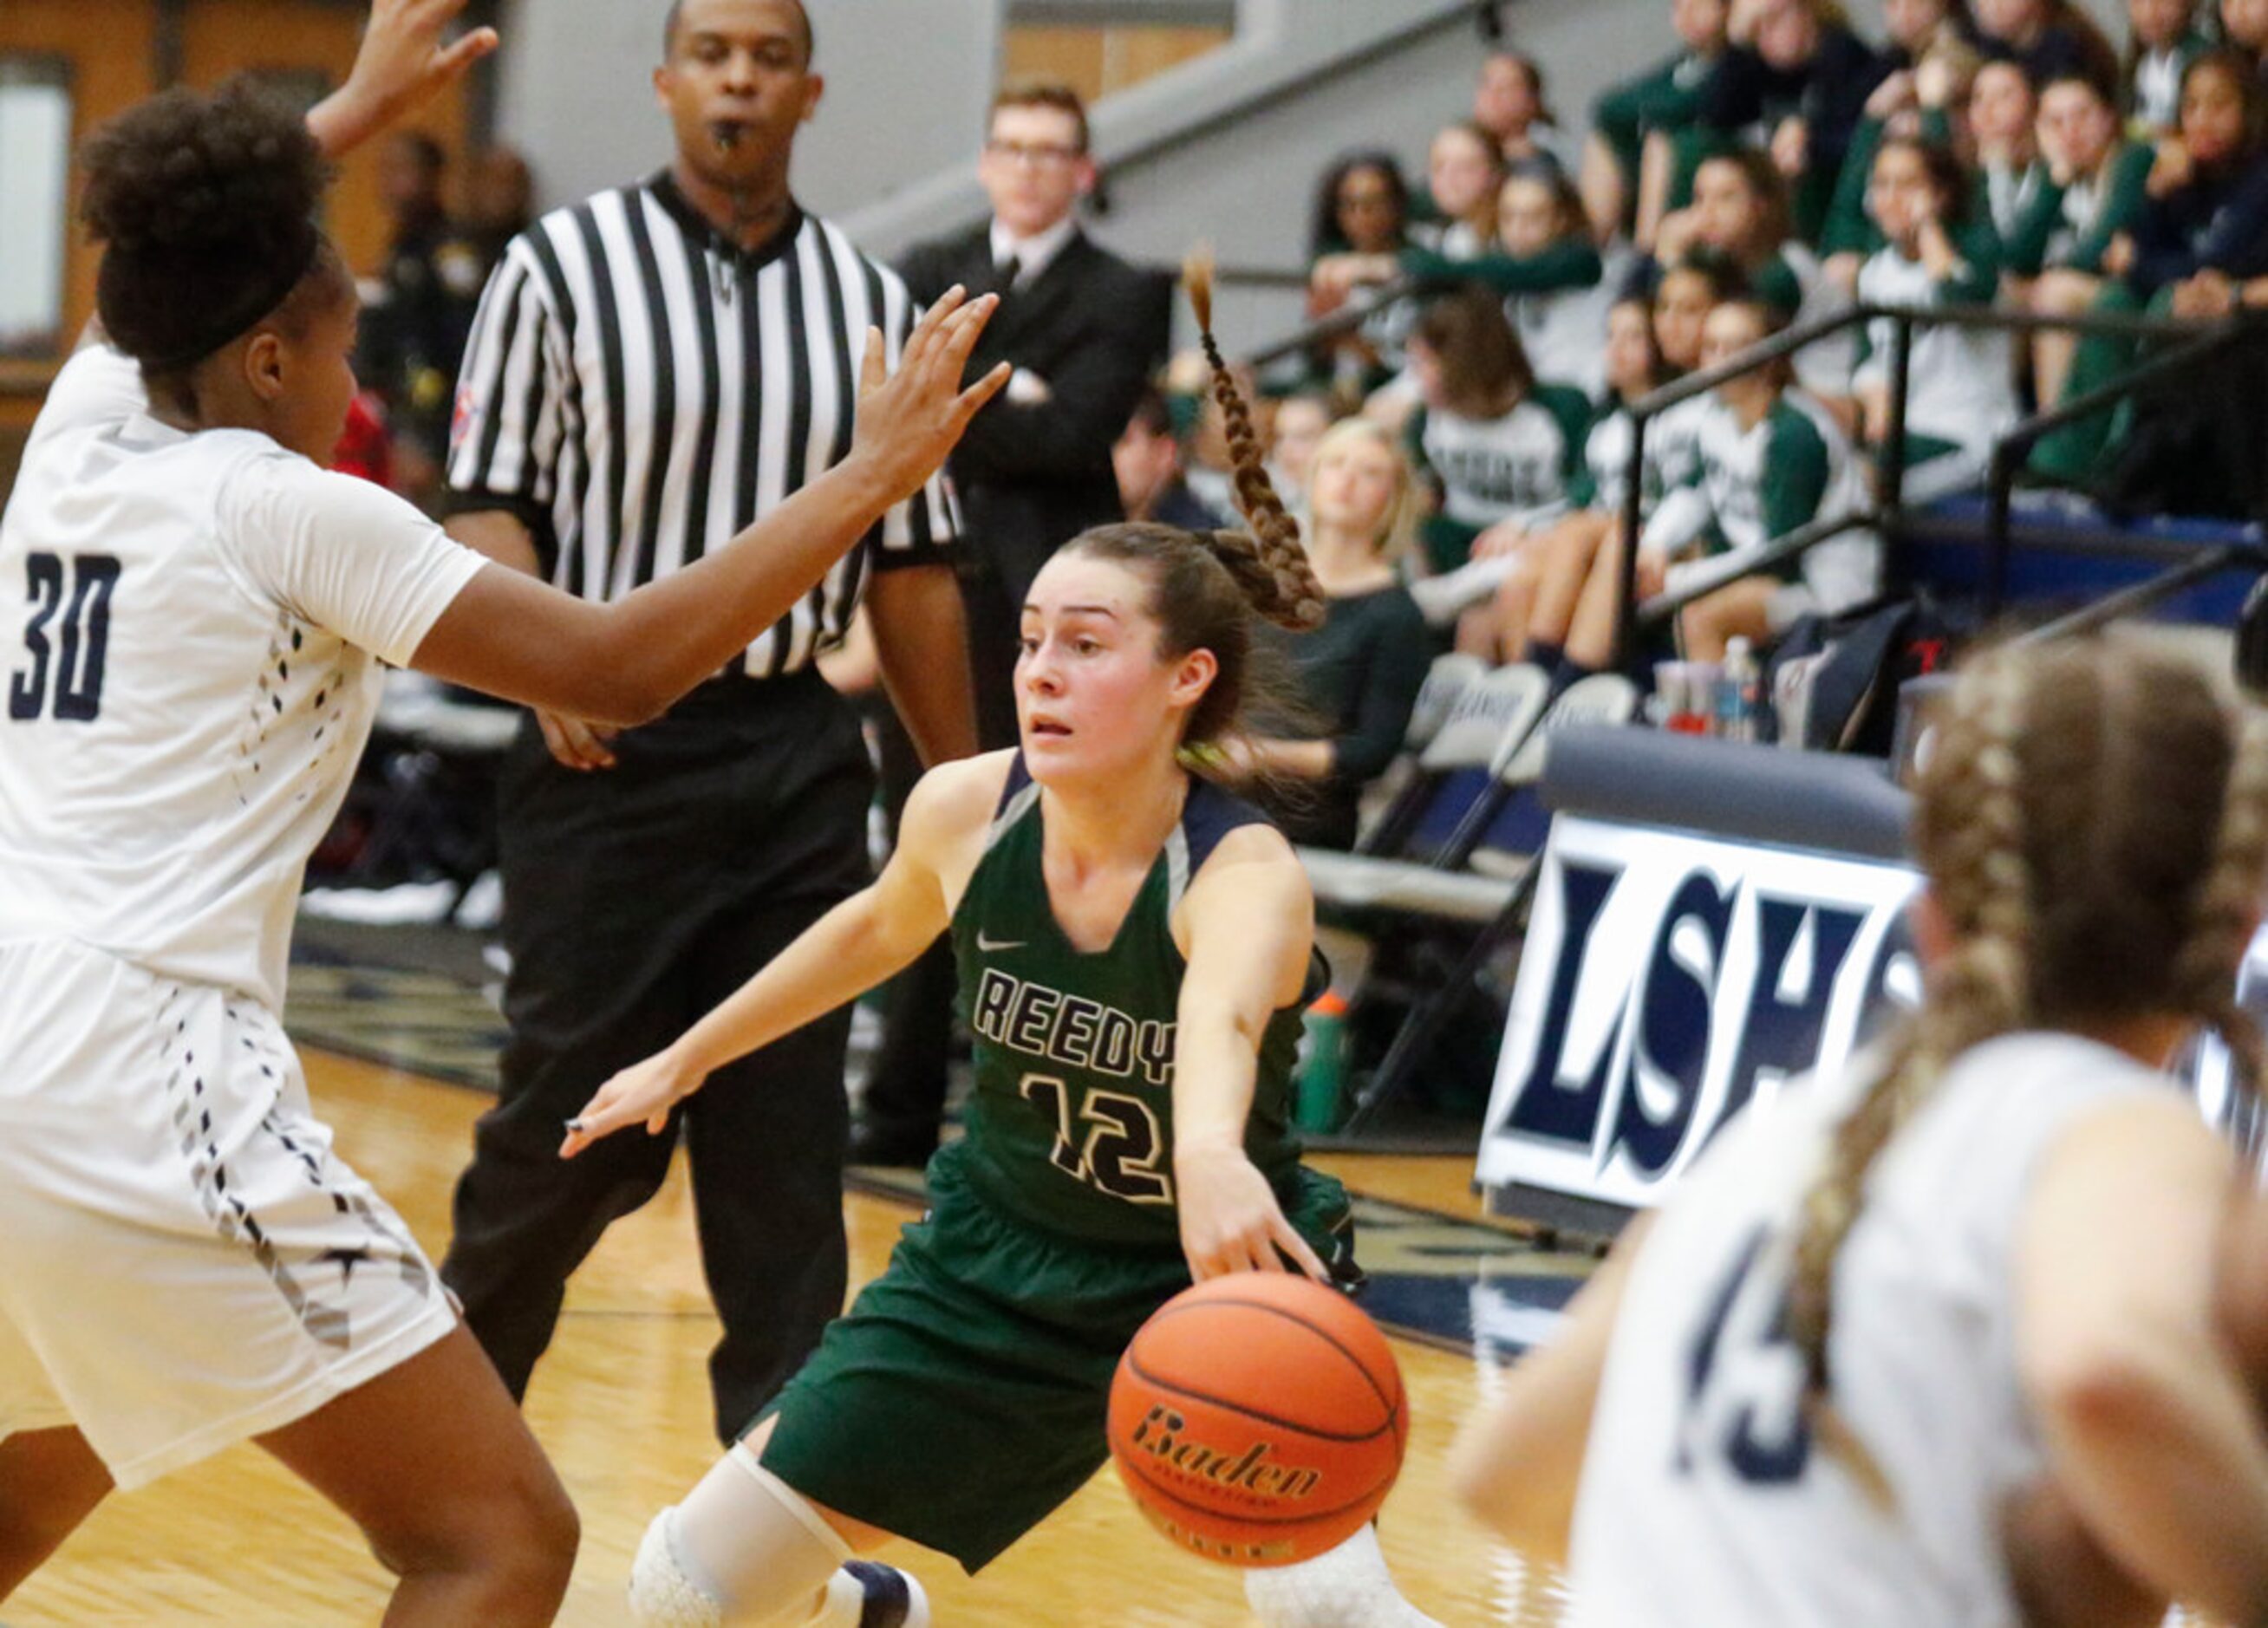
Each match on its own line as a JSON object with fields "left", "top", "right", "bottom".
{"left": 561, "top": 270, "right": 1440, "bottom": 1628}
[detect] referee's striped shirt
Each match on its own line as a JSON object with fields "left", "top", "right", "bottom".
{"left": 445, "top": 172, "right": 956, "bottom": 678}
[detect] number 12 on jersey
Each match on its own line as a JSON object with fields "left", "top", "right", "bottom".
{"left": 10, "top": 552, "right": 121, "bottom": 723}
{"left": 1020, "top": 1072, "right": 1176, "bottom": 1205}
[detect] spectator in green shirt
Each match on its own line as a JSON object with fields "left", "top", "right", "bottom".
{"left": 1854, "top": 136, "right": 2019, "bottom": 498}
{"left": 1301, "top": 151, "right": 1412, "bottom": 400}
{"left": 1402, "top": 290, "right": 1592, "bottom": 573}
{"left": 1652, "top": 147, "right": 1857, "bottom": 403}
{"left": 1818, "top": 42, "right": 1974, "bottom": 286}
{"left": 1582, "top": 0, "right": 1732, "bottom": 240}
{"left": 2122, "top": 0, "right": 2212, "bottom": 131}
{"left": 1414, "top": 121, "right": 1508, "bottom": 260}
{"left": 1557, "top": 298, "right": 1867, "bottom": 677}
{"left": 2011, "top": 72, "right": 2154, "bottom": 405}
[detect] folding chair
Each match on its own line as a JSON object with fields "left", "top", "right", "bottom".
{"left": 1347, "top": 651, "right": 1489, "bottom": 853}
{"left": 1467, "top": 674, "right": 1641, "bottom": 878}
{"left": 1329, "top": 679, "right": 1643, "bottom": 1136}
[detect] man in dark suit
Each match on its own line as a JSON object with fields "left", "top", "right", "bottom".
{"left": 897, "top": 80, "right": 1170, "bottom": 748}
{"left": 856, "top": 82, "right": 1167, "bottom": 1165}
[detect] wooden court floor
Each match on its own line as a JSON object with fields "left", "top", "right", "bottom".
{"left": 5, "top": 1051, "right": 1573, "bottom": 1626}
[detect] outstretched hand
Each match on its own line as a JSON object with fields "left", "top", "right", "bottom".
{"left": 309, "top": 0, "right": 501, "bottom": 160}
{"left": 1174, "top": 1143, "right": 1331, "bottom": 1283}
{"left": 558, "top": 1050, "right": 707, "bottom": 1158}
{"left": 849, "top": 289, "right": 1013, "bottom": 505}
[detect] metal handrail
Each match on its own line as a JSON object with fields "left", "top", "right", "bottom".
{"left": 2011, "top": 544, "right": 2266, "bottom": 645}
{"left": 1981, "top": 316, "right": 2260, "bottom": 616}
{"left": 1607, "top": 302, "right": 2266, "bottom": 664}
{"left": 1635, "top": 511, "right": 1880, "bottom": 624}
{"left": 1231, "top": 290, "right": 2221, "bottom": 414}
{"left": 1209, "top": 264, "right": 1318, "bottom": 291}
{"left": 1242, "top": 275, "right": 1421, "bottom": 369}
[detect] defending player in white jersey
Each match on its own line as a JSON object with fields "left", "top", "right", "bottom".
{"left": 0, "top": 5, "right": 1006, "bottom": 1618}
{"left": 1452, "top": 634, "right": 2268, "bottom": 1626}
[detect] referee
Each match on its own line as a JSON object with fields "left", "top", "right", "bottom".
{"left": 438, "top": 0, "right": 975, "bottom": 1446}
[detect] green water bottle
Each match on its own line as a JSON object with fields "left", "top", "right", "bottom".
{"left": 1294, "top": 992, "right": 1349, "bottom": 1133}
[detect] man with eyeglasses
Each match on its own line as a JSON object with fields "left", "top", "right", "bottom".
{"left": 860, "top": 81, "right": 1169, "bottom": 1168}
{"left": 899, "top": 80, "right": 1167, "bottom": 752}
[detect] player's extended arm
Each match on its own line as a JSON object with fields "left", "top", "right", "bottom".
{"left": 412, "top": 294, "right": 1010, "bottom": 726}
{"left": 1450, "top": 1212, "right": 1654, "bottom": 1568}
{"left": 2014, "top": 1095, "right": 2268, "bottom": 1625}
{"left": 1170, "top": 830, "right": 1330, "bottom": 1283}
{"left": 556, "top": 755, "right": 1003, "bottom": 1154}
{"left": 305, "top": 0, "right": 499, "bottom": 161}
{"left": 2001, "top": 1477, "right": 2166, "bottom": 1628}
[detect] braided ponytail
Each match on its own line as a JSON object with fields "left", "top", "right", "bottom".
{"left": 1054, "top": 254, "right": 1330, "bottom": 783}
{"left": 1785, "top": 635, "right": 2268, "bottom": 1505}
{"left": 1183, "top": 248, "right": 1325, "bottom": 632}
{"left": 1789, "top": 650, "right": 2034, "bottom": 1394}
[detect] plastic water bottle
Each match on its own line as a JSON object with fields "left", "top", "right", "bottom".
{"left": 1294, "top": 992, "right": 1348, "bottom": 1132}
{"left": 1717, "top": 638, "right": 1760, "bottom": 743}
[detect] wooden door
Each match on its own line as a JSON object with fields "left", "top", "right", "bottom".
{"left": 0, "top": 0, "right": 159, "bottom": 428}
{"left": 180, "top": 0, "right": 471, "bottom": 277}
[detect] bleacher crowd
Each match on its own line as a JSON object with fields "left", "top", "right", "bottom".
{"left": 1107, "top": 0, "right": 2268, "bottom": 851}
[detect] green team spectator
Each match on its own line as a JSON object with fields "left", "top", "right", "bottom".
{"left": 1476, "top": 49, "right": 1586, "bottom": 175}
{"left": 1854, "top": 137, "right": 2017, "bottom": 499}
{"left": 2004, "top": 74, "right": 2155, "bottom": 276}
{"left": 2035, "top": 50, "right": 2268, "bottom": 481}
{"left": 1319, "top": 163, "right": 1604, "bottom": 420}
{"left": 2124, "top": 0, "right": 2213, "bottom": 131}
{"left": 1502, "top": 296, "right": 1687, "bottom": 670}
{"left": 2011, "top": 73, "right": 2154, "bottom": 407}
{"left": 1413, "top": 121, "right": 1508, "bottom": 259}
{"left": 1401, "top": 288, "right": 1591, "bottom": 588}
{"left": 1582, "top": 0, "right": 1731, "bottom": 239}
{"left": 1970, "top": 61, "right": 2049, "bottom": 243}
{"left": 1555, "top": 299, "right": 1870, "bottom": 681}
{"left": 1817, "top": 60, "right": 1964, "bottom": 278}
{"left": 1974, "top": 0, "right": 2121, "bottom": 93}
{"left": 1651, "top": 147, "right": 1857, "bottom": 399}
{"left": 1669, "top": 0, "right": 1890, "bottom": 244}
{"left": 1300, "top": 150, "right": 1413, "bottom": 398}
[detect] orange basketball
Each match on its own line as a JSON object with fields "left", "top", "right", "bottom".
{"left": 1107, "top": 1273, "right": 1406, "bottom": 1568}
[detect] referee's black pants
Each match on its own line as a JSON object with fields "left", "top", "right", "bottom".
{"left": 440, "top": 671, "right": 870, "bottom": 1446}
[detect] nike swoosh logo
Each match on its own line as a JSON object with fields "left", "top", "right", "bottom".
{"left": 976, "top": 931, "right": 1026, "bottom": 952}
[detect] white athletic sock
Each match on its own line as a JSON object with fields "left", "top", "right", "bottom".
{"left": 1243, "top": 1525, "right": 1444, "bottom": 1628}
{"left": 1408, "top": 553, "right": 1525, "bottom": 624}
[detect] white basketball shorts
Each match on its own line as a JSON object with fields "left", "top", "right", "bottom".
{"left": 0, "top": 937, "right": 454, "bottom": 1489}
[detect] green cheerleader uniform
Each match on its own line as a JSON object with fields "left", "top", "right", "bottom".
{"left": 1409, "top": 384, "right": 1594, "bottom": 575}
{"left": 755, "top": 757, "right": 1356, "bottom": 1572}
{"left": 1997, "top": 140, "right": 2154, "bottom": 278}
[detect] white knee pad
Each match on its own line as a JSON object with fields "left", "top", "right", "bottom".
{"left": 629, "top": 1508, "right": 725, "bottom": 1628}
{"left": 629, "top": 1442, "right": 852, "bottom": 1628}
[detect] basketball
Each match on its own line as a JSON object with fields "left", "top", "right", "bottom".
{"left": 1107, "top": 1273, "right": 1406, "bottom": 1568}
